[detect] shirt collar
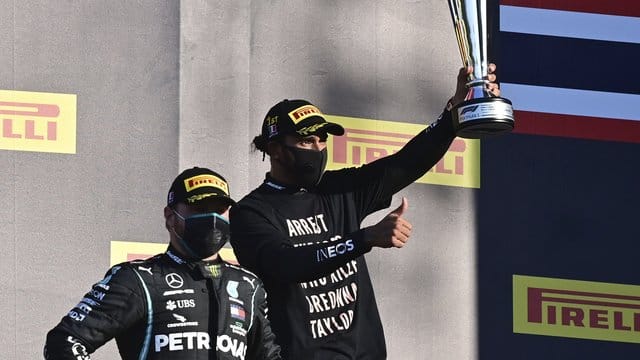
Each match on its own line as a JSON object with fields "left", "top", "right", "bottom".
{"left": 263, "top": 173, "right": 311, "bottom": 194}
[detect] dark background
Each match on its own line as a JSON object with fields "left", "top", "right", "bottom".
{"left": 478, "top": 1, "right": 640, "bottom": 358}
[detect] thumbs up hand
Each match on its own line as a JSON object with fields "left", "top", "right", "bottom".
{"left": 364, "top": 197, "right": 413, "bottom": 249}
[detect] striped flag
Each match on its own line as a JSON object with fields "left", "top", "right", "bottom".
{"left": 498, "top": 0, "right": 640, "bottom": 143}
{"left": 230, "top": 304, "right": 246, "bottom": 321}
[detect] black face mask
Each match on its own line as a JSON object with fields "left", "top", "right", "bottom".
{"left": 172, "top": 210, "right": 230, "bottom": 260}
{"left": 284, "top": 145, "right": 328, "bottom": 188}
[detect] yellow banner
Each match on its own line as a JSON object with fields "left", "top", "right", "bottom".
{"left": 513, "top": 274, "right": 640, "bottom": 344}
{"left": 110, "top": 241, "right": 237, "bottom": 267}
{"left": 325, "top": 115, "right": 480, "bottom": 188}
{"left": 0, "top": 89, "right": 77, "bottom": 154}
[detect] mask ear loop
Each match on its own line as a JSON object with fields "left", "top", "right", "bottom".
{"left": 211, "top": 213, "right": 231, "bottom": 250}
{"left": 171, "top": 209, "right": 202, "bottom": 260}
{"left": 171, "top": 227, "right": 201, "bottom": 260}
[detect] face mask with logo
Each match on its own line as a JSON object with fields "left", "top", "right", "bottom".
{"left": 284, "top": 145, "right": 328, "bottom": 188}
{"left": 172, "top": 210, "right": 230, "bottom": 260}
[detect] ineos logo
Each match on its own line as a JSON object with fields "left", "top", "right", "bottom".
{"left": 165, "top": 273, "right": 184, "bottom": 289}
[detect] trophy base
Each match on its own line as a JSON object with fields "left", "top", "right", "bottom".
{"left": 452, "top": 97, "right": 515, "bottom": 139}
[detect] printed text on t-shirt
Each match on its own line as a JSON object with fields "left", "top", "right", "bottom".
{"left": 286, "top": 214, "right": 329, "bottom": 237}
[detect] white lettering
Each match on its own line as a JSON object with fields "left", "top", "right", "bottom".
{"left": 155, "top": 335, "right": 168, "bottom": 352}
{"left": 306, "top": 217, "right": 321, "bottom": 233}
{"left": 67, "top": 311, "right": 85, "bottom": 322}
{"left": 330, "top": 260, "right": 359, "bottom": 283}
{"left": 316, "top": 214, "right": 328, "bottom": 231}
{"left": 304, "top": 282, "right": 358, "bottom": 313}
{"left": 299, "top": 218, "right": 314, "bottom": 235}
{"left": 169, "top": 333, "right": 182, "bottom": 350}
{"left": 291, "top": 220, "right": 305, "bottom": 236}
{"left": 287, "top": 219, "right": 298, "bottom": 237}
{"left": 316, "top": 239, "right": 355, "bottom": 262}
{"left": 217, "top": 334, "right": 247, "bottom": 360}
{"left": 285, "top": 214, "right": 330, "bottom": 237}
{"left": 167, "top": 321, "right": 199, "bottom": 328}
{"left": 309, "top": 310, "right": 354, "bottom": 339}
{"left": 300, "top": 277, "right": 327, "bottom": 289}
{"left": 154, "top": 332, "right": 211, "bottom": 352}
{"left": 76, "top": 302, "right": 92, "bottom": 314}
{"left": 89, "top": 289, "right": 105, "bottom": 300}
{"left": 81, "top": 297, "right": 100, "bottom": 306}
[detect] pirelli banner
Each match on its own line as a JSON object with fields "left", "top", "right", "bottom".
{"left": 513, "top": 275, "right": 640, "bottom": 344}
{"left": 0, "top": 89, "right": 77, "bottom": 154}
{"left": 324, "top": 115, "right": 480, "bottom": 188}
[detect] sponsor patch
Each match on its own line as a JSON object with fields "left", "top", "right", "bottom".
{"left": 167, "top": 313, "right": 199, "bottom": 328}
{"left": 230, "top": 323, "right": 248, "bottom": 336}
{"left": 227, "top": 281, "right": 239, "bottom": 298}
{"left": 166, "top": 299, "right": 196, "bottom": 311}
{"left": 184, "top": 174, "right": 229, "bottom": 194}
{"left": 230, "top": 304, "right": 246, "bottom": 321}
{"left": 165, "top": 273, "right": 184, "bottom": 289}
{"left": 163, "top": 289, "right": 195, "bottom": 296}
{"left": 289, "top": 105, "right": 323, "bottom": 124}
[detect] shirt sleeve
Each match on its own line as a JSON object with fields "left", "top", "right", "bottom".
{"left": 44, "top": 264, "right": 146, "bottom": 359}
{"left": 319, "top": 110, "right": 456, "bottom": 218}
{"left": 245, "top": 281, "right": 282, "bottom": 360}
{"left": 230, "top": 204, "right": 372, "bottom": 283}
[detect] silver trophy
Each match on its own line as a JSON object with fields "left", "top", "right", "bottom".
{"left": 448, "top": 0, "right": 514, "bottom": 138}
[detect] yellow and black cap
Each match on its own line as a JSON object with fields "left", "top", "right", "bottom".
{"left": 167, "top": 167, "right": 236, "bottom": 207}
{"left": 261, "top": 99, "right": 345, "bottom": 141}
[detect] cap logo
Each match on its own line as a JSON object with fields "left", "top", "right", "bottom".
{"left": 297, "top": 122, "right": 328, "bottom": 136}
{"left": 265, "top": 115, "right": 278, "bottom": 126}
{"left": 268, "top": 124, "right": 278, "bottom": 137}
{"left": 184, "top": 174, "right": 229, "bottom": 195}
{"left": 186, "top": 193, "right": 215, "bottom": 203}
{"left": 288, "top": 105, "right": 323, "bottom": 124}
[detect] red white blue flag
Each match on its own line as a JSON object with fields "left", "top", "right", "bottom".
{"left": 230, "top": 304, "right": 246, "bottom": 321}
{"left": 498, "top": 0, "right": 640, "bottom": 143}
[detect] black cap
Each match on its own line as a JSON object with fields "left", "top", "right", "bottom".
{"left": 167, "top": 167, "right": 236, "bottom": 207}
{"left": 261, "top": 99, "right": 345, "bottom": 140}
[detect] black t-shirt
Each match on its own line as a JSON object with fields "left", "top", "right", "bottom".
{"left": 230, "top": 112, "right": 455, "bottom": 359}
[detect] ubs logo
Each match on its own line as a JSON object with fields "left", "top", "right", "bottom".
{"left": 165, "top": 273, "right": 184, "bottom": 289}
{"left": 166, "top": 299, "right": 196, "bottom": 311}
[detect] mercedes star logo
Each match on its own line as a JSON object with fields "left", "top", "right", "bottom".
{"left": 165, "top": 273, "right": 184, "bottom": 289}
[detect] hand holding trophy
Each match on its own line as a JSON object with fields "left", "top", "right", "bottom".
{"left": 448, "top": 0, "right": 514, "bottom": 138}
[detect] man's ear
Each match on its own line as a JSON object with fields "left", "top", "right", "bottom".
{"left": 266, "top": 141, "right": 282, "bottom": 159}
{"left": 164, "top": 206, "right": 173, "bottom": 231}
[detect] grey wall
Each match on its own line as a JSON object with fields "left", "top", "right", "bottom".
{"left": 1, "top": 1, "right": 180, "bottom": 359}
{"left": 2, "top": 1, "right": 475, "bottom": 359}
